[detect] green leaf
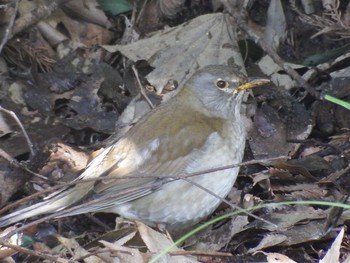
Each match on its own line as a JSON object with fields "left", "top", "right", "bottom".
{"left": 97, "top": 0, "right": 132, "bottom": 15}
{"left": 324, "top": 94, "right": 350, "bottom": 110}
{"left": 21, "top": 235, "right": 34, "bottom": 247}
{"left": 302, "top": 43, "right": 350, "bottom": 66}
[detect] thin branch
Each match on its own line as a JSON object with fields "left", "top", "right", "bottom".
{"left": 182, "top": 177, "right": 277, "bottom": 228}
{"left": 0, "top": 155, "right": 289, "bottom": 215}
{"left": 221, "top": 1, "right": 321, "bottom": 98}
{"left": 136, "top": 0, "right": 149, "bottom": 25}
{"left": 132, "top": 64, "right": 155, "bottom": 109}
{"left": 0, "top": 0, "right": 19, "bottom": 54}
{"left": 0, "top": 106, "right": 35, "bottom": 157}
{"left": 0, "top": 147, "right": 48, "bottom": 180}
{"left": 0, "top": 155, "right": 289, "bottom": 214}
{"left": 237, "top": 19, "right": 320, "bottom": 98}
{"left": 0, "top": 239, "right": 64, "bottom": 262}
{"left": 1, "top": 156, "right": 287, "bottom": 238}
{"left": 169, "top": 250, "right": 232, "bottom": 257}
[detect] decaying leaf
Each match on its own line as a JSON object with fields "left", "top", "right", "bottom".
{"left": 249, "top": 234, "right": 287, "bottom": 252}
{"left": 265, "top": 252, "right": 297, "bottom": 263}
{"left": 57, "top": 235, "right": 100, "bottom": 262}
{"left": 264, "top": 0, "right": 287, "bottom": 49}
{"left": 248, "top": 99, "right": 312, "bottom": 161}
{"left": 185, "top": 216, "right": 249, "bottom": 252}
{"left": 0, "top": 112, "right": 12, "bottom": 137}
{"left": 103, "top": 13, "right": 244, "bottom": 92}
{"left": 319, "top": 227, "right": 344, "bottom": 263}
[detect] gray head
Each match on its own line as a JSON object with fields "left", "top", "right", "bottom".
{"left": 180, "top": 65, "right": 252, "bottom": 119}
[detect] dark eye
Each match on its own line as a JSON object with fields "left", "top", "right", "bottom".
{"left": 215, "top": 80, "right": 229, "bottom": 89}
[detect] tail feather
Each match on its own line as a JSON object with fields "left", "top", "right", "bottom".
{"left": 0, "top": 146, "right": 116, "bottom": 227}
{"left": 0, "top": 186, "right": 88, "bottom": 227}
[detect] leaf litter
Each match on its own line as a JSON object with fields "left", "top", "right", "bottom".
{"left": 0, "top": 1, "right": 350, "bottom": 262}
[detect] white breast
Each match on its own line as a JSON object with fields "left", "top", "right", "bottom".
{"left": 111, "top": 123, "right": 246, "bottom": 228}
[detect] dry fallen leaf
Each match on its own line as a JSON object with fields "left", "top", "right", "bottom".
{"left": 158, "top": 0, "right": 186, "bottom": 18}
{"left": 248, "top": 100, "right": 312, "bottom": 161}
{"left": 257, "top": 55, "right": 310, "bottom": 90}
{"left": 265, "top": 252, "right": 297, "bottom": 263}
{"left": 102, "top": 13, "right": 245, "bottom": 92}
{"left": 264, "top": 0, "right": 287, "bottom": 49}
{"left": 0, "top": 112, "right": 12, "bottom": 137}
{"left": 57, "top": 235, "right": 100, "bottom": 263}
{"left": 100, "top": 239, "right": 148, "bottom": 263}
{"left": 249, "top": 234, "right": 287, "bottom": 253}
{"left": 185, "top": 215, "right": 249, "bottom": 252}
{"left": 136, "top": 221, "right": 197, "bottom": 262}
{"left": 319, "top": 227, "right": 344, "bottom": 263}
{"left": 260, "top": 205, "right": 327, "bottom": 231}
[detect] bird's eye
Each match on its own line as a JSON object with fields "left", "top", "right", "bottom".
{"left": 215, "top": 79, "right": 229, "bottom": 89}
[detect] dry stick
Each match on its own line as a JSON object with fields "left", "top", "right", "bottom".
{"left": 130, "top": 1, "right": 137, "bottom": 31}
{"left": 0, "top": 187, "right": 46, "bottom": 214}
{"left": 0, "top": 0, "right": 19, "bottom": 54}
{"left": 119, "top": 2, "right": 138, "bottom": 45}
{"left": 169, "top": 250, "right": 232, "bottom": 257}
{"left": 0, "top": 148, "right": 17, "bottom": 166}
{"left": 10, "top": 0, "right": 72, "bottom": 38}
{"left": 0, "top": 156, "right": 288, "bottom": 214}
{"left": 132, "top": 64, "right": 155, "bottom": 109}
{"left": 0, "top": 147, "right": 49, "bottom": 181}
{"left": 181, "top": 177, "right": 277, "bottom": 228}
{"left": 2, "top": 183, "right": 164, "bottom": 239}
{"left": 76, "top": 248, "right": 125, "bottom": 261}
{"left": 1, "top": 156, "right": 287, "bottom": 239}
{"left": 136, "top": 0, "right": 149, "bottom": 25}
{"left": 257, "top": 38, "right": 320, "bottom": 99}
{"left": 85, "top": 214, "right": 112, "bottom": 231}
{"left": 223, "top": 4, "right": 321, "bottom": 99}
{"left": 0, "top": 155, "right": 289, "bottom": 215}
{"left": 0, "top": 106, "right": 35, "bottom": 157}
{"left": 0, "top": 239, "right": 63, "bottom": 262}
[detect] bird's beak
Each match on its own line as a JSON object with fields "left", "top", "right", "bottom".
{"left": 236, "top": 78, "right": 271, "bottom": 91}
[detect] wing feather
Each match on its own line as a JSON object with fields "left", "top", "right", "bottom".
{"left": 0, "top": 101, "right": 225, "bottom": 225}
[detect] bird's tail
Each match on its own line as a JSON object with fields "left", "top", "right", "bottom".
{"left": 0, "top": 184, "right": 91, "bottom": 227}
{"left": 0, "top": 146, "right": 115, "bottom": 227}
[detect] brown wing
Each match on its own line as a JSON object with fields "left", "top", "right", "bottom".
{"left": 0, "top": 101, "right": 225, "bottom": 223}
{"left": 68, "top": 102, "right": 226, "bottom": 213}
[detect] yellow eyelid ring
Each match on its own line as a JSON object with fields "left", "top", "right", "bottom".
{"left": 215, "top": 79, "right": 230, "bottom": 89}
{"left": 236, "top": 78, "right": 271, "bottom": 91}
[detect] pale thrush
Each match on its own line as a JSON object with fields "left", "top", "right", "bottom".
{"left": 0, "top": 65, "right": 269, "bottom": 231}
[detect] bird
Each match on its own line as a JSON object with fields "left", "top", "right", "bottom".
{"left": 0, "top": 65, "right": 269, "bottom": 231}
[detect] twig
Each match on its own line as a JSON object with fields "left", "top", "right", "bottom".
{"left": 221, "top": 1, "right": 321, "bottom": 98}
{"left": 132, "top": 65, "right": 155, "bottom": 109}
{"left": 75, "top": 248, "right": 119, "bottom": 261}
{"left": 0, "top": 0, "right": 19, "bottom": 54}
{"left": 1, "top": 156, "right": 287, "bottom": 238}
{"left": 136, "top": 0, "right": 149, "bottom": 25}
{"left": 0, "top": 147, "right": 17, "bottom": 166}
{"left": 0, "top": 106, "right": 35, "bottom": 157}
{"left": 169, "top": 250, "right": 232, "bottom": 257}
{"left": 0, "top": 155, "right": 288, "bottom": 215}
{"left": 85, "top": 214, "right": 112, "bottom": 231}
{"left": 182, "top": 177, "right": 277, "bottom": 228}
{"left": 0, "top": 239, "right": 65, "bottom": 262}
{"left": 0, "top": 147, "right": 48, "bottom": 180}
{"left": 237, "top": 19, "right": 320, "bottom": 98}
